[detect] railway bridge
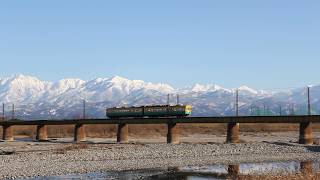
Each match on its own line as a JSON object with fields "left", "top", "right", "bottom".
{"left": 0, "top": 115, "right": 317, "bottom": 145}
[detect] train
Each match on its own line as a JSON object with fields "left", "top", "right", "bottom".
{"left": 106, "top": 105, "right": 192, "bottom": 118}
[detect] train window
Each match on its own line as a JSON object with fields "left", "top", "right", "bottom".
{"left": 146, "top": 107, "right": 166, "bottom": 112}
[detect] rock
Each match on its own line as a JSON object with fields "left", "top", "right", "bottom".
{"left": 0, "top": 149, "right": 15, "bottom": 155}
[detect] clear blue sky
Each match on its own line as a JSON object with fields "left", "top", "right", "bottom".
{"left": 0, "top": 1, "right": 319, "bottom": 89}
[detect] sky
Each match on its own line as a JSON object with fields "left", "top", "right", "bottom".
{"left": 0, "top": 1, "right": 319, "bottom": 89}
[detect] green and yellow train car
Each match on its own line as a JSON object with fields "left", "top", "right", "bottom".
{"left": 106, "top": 105, "right": 192, "bottom": 118}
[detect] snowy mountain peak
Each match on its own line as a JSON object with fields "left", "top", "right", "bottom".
{"left": 0, "top": 74, "right": 49, "bottom": 103}
{"left": 52, "top": 79, "right": 85, "bottom": 90}
{"left": 237, "top": 85, "right": 258, "bottom": 94}
{"left": 8, "top": 74, "right": 44, "bottom": 83}
{"left": 11, "top": 73, "right": 32, "bottom": 79}
{"left": 90, "top": 77, "right": 104, "bottom": 83}
{"left": 108, "top": 76, "right": 130, "bottom": 83}
{"left": 3, "top": 74, "right": 48, "bottom": 90}
{"left": 190, "top": 84, "right": 226, "bottom": 92}
{"left": 0, "top": 74, "right": 318, "bottom": 119}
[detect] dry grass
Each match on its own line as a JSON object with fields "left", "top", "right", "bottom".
{"left": 129, "top": 124, "right": 167, "bottom": 138}
{"left": 13, "top": 125, "right": 36, "bottom": 137}
{"left": 236, "top": 173, "right": 319, "bottom": 180}
{"left": 0, "top": 123, "right": 320, "bottom": 139}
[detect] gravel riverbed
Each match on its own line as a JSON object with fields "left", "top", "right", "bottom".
{"left": 0, "top": 133, "right": 320, "bottom": 179}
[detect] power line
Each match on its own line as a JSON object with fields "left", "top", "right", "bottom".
{"left": 308, "top": 86, "right": 311, "bottom": 115}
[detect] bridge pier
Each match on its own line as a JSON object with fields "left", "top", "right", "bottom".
{"left": 36, "top": 125, "right": 48, "bottom": 141}
{"left": 228, "top": 165, "right": 240, "bottom": 177}
{"left": 2, "top": 125, "right": 14, "bottom": 141}
{"left": 74, "top": 124, "right": 86, "bottom": 142}
{"left": 226, "top": 122, "right": 239, "bottom": 143}
{"left": 299, "top": 122, "right": 313, "bottom": 145}
{"left": 117, "top": 123, "right": 129, "bottom": 143}
{"left": 300, "top": 161, "right": 312, "bottom": 175}
{"left": 167, "top": 123, "right": 179, "bottom": 144}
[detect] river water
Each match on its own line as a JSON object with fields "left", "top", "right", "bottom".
{"left": 23, "top": 160, "right": 319, "bottom": 180}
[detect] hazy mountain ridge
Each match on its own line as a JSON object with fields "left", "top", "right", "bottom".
{"left": 0, "top": 74, "right": 318, "bottom": 119}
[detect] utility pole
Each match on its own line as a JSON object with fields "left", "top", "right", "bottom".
{"left": 236, "top": 89, "right": 239, "bottom": 116}
{"left": 279, "top": 105, "right": 282, "bottom": 116}
{"left": 167, "top": 94, "right": 170, "bottom": 105}
{"left": 177, "top": 94, "right": 180, "bottom": 105}
{"left": 2, "top": 103, "right": 4, "bottom": 120}
{"left": 12, "top": 104, "right": 15, "bottom": 120}
{"left": 307, "top": 86, "right": 311, "bottom": 115}
{"left": 263, "top": 104, "right": 266, "bottom": 116}
{"left": 83, "top": 99, "right": 86, "bottom": 119}
{"left": 291, "top": 103, "right": 295, "bottom": 115}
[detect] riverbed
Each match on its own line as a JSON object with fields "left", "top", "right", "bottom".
{"left": 1, "top": 132, "right": 320, "bottom": 179}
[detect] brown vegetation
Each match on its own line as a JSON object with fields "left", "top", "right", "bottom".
{"left": 236, "top": 173, "right": 319, "bottom": 180}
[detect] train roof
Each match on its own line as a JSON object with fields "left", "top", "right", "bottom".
{"left": 108, "top": 104, "right": 191, "bottom": 109}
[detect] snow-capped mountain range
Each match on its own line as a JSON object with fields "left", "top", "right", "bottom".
{"left": 0, "top": 74, "right": 318, "bottom": 119}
